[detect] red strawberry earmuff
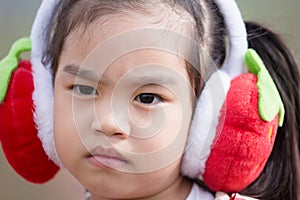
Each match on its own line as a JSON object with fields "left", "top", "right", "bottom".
{"left": 202, "top": 49, "right": 285, "bottom": 192}
{"left": 0, "top": 0, "right": 63, "bottom": 184}
{"left": 0, "top": 38, "right": 59, "bottom": 183}
{"left": 182, "top": 49, "right": 285, "bottom": 195}
{"left": 181, "top": 0, "right": 285, "bottom": 196}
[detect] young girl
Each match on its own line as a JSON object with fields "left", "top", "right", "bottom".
{"left": 0, "top": 0, "right": 299, "bottom": 199}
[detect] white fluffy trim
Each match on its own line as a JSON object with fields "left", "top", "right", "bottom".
{"left": 181, "top": 70, "right": 230, "bottom": 178}
{"left": 181, "top": 0, "right": 247, "bottom": 179}
{"left": 214, "top": 0, "right": 248, "bottom": 79}
{"left": 30, "top": 0, "right": 63, "bottom": 167}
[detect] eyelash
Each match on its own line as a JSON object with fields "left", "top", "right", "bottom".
{"left": 134, "top": 93, "right": 164, "bottom": 105}
{"left": 71, "top": 85, "right": 164, "bottom": 105}
{"left": 72, "top": 85, "right": 98, "bottom": 96}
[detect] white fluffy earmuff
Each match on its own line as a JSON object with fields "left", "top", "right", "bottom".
{"left": 30, "top": 0, "right": 62, "bottom": 166}
{"left": 181, "top": 0, "right": 248, "bottom": 178}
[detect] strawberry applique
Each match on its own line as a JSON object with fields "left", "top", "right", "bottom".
{"left": 0, "top": 38, "right": 59, "bottom": 183}
{"left": 203, "top": 49, "right": 285, "bottom": 192}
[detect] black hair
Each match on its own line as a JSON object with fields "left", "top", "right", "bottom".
{"left": 239, "top": 21, "right": 300, "bottom": 200}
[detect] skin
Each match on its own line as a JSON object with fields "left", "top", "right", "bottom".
{"left": 54, "top": 14, "right": 196, "bottom": 200}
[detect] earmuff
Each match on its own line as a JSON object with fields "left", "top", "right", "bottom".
{"left": 0, "top": 0, "right": 62, "bottom": 183}
{"left": 0, "top": 0, "right": 284, "bottom": 194}
{"left": 0, "top": 38, "right": 59, "bottom": 183}
{"left": 181, "top": 0, "right": 284, "bottom": 193}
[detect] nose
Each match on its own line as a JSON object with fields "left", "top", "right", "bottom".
{"left": 91, "top": 106, "right": 130, "bottom": 140}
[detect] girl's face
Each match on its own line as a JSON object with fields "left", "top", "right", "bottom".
{"left": 54, "top": 15, "right": 195, "bottom": 199}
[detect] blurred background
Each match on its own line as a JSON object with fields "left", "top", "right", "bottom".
{"left": 0, "top": 0, "right": 299, "bottom": 199}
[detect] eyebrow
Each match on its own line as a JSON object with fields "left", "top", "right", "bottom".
{"left": 62, "top": 64, "right": 179, "bottom": 86}
{"left": 62, "top": 64, "right": 100, "bottom": 82}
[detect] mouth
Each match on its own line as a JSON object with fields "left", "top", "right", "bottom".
{"left": 86, "top": 146, "right": 128, "bottom": 169}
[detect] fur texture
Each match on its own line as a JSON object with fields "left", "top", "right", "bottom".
{"left": 181, "top": 69, "right": 230, "bottom": 177}
{"left": 203, "top": 74, "right": 278, "bottom": 192}
{"left": 0, "top": 61, "right": 59, "bottom": 183}
{"left": 30, "top": 0, "right": 62, "bottom": 167}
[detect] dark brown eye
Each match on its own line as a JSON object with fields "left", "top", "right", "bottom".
{"left": 135, "top": 93, "right": 162, "bottom": 105}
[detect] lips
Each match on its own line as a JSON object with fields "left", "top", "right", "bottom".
{"left": 87, "top": 146, "right": 128, "bottom": 169}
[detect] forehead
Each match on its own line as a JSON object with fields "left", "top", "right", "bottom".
{"left": 62, "top": 11, "right": 193, "bottom": 57}
{"left": 59, "top": 14, "right": 194, "bottom": 81}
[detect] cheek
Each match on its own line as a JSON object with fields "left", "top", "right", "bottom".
{"left": 118, "top": 101, "right": 193, "bottom": 173}
{"left": 155, "top": 103, "right": 193, "bottom": 154}
{"left": 125, "top": 102, "right": 190, "bottom": 150}
{"left": 128, "top": 79, "right": 194, "bottom": 144}
{"left": 53, "top": 83, "right": 83, "bottom": 165}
